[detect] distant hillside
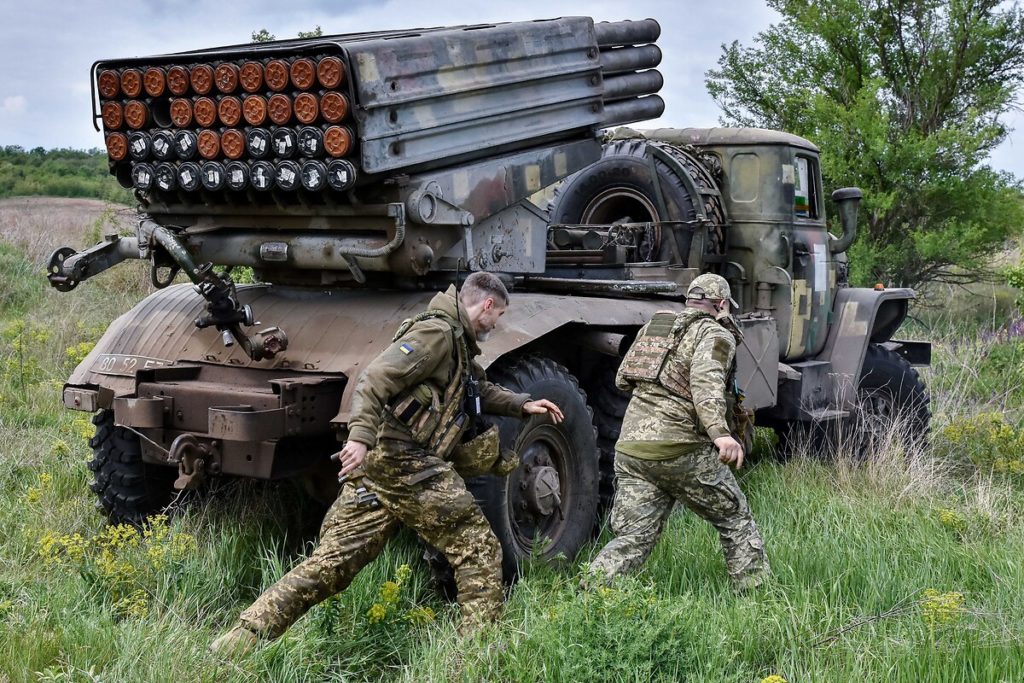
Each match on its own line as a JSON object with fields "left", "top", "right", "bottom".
{"left": 0, "top": 146, "right": 133, "bottom": 204}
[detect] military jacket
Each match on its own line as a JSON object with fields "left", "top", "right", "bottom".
{"left": 616, "top": 308, "right": 737, "bottom": 459}
{"left": 347, "top": 286, "right": 530, "bottom": 458}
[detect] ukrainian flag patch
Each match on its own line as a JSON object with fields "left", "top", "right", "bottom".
{"left": 399, "top": 343, "right": 414, "bottom": 355}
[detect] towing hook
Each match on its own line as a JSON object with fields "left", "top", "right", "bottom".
{"left": 168, "top": 433, "right": 216, "bottom": 490}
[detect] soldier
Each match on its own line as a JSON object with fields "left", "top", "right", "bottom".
{"left": 212, "top": 272, "right": 564, "bottom": 655}
{"left": 586, "top": 273, "right": 768, "bottom": 591}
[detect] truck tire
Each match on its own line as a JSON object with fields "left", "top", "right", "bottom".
{"left": 587, "top": 361, "right": 629, "bottom": 514}
{"left": 855, "top": 344, "right": 931, "bottom": 457}
{"left": 775, "top": 344, "right": 931, "bottom": 460}
{"left": 548, "top": 139, "right": 725, "bottom": 264}
{"left": 467, "top": 356, "right": 600, "bottom": 581}
{"left": 88, "top": 410, "right": 177, "bottom": 525}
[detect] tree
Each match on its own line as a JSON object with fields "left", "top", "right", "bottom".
{"left": 251, "top": 26, "right": 322, "bottom": 43}
{"left": 251, "top": 29, "right": 276, "bottom": 43}
{"left": 706, "top": 0, "right": 1024, "bottom": 287}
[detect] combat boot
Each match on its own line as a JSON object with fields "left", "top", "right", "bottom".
{"left": 210, "top": 624, "right": 259, "bottom": 657}
{"left": 732, "top": 567, "right": 771, "bottom": 594}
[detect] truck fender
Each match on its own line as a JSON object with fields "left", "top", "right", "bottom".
{"left": 63, "top": 284, "right": 675, "bottom": 419}
{"left": 815, "top": 287, "right": 920, "bottom": 410}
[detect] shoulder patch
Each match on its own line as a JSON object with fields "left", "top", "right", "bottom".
{"left": 709, "top": 335, "right": 734, "bottom": 365}
{"left": 399, "top": 343, "right": 414, "bottom": 355}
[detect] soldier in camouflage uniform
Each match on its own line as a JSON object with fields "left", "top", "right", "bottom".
{"left": 212, "top": 272, "right": 564, "bottom": 655}
{"left": 587, "top": 273, "right": 769, "bottom": 591}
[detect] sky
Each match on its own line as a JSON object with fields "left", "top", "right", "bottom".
{"left": 1, "top": 0, "right": 1021, "bottom": 178}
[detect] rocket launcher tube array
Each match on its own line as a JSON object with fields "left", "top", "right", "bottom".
{"left": 91, "top": 17, "right": 664, "bottom": 203}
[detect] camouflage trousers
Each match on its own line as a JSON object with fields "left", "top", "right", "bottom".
{"left": 239, "top": 438, "right": 503, "bottom": 638}
{"left": 589, "top": 446, "right": 768, "bottom": 588}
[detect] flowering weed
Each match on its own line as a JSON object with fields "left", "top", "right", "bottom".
{"left": 36, "top": 515, "right": 197, "bottom": 620}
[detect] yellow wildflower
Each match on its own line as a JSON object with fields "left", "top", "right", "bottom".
{"left": 65, "top": 341, "right": 96, "bottom": 366}
{"left": 404, "top": 606, "right": 435, "bottom": 625}
{"left": 171, "top": 532, "right": 197, "bottom": 559}
{"left": 72, "top": 418, "right": 94, "bottom": 440}
{"left": 113, "top": 589, "right": 150, "bottom": 619}
{"left": 379, "top": 580, "right": 401, "bottom": 605}
{"left": 395, "top": 563, "right": 412, "bottom": 585}
{"left": 937, "top": 508, "right": 967, "bottom": 533}
{"left": 921, "top": 589, "right": 965, "bottom": 628}
{"left": 761, "top": 676, "right": 788, "bottom": 683}
{"left": 367, "top": 603, "right": 388, "bottom": 624}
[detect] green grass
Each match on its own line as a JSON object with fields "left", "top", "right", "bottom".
{"left": 1, "top": 239, "right": 1023, "bottom": 682}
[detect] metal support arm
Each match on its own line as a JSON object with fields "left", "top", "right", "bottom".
{"left": 47, "top": 235, "right": 141, "bottom": 292}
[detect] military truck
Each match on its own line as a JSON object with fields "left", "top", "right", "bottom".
{"left": 49, "top": 17, "right": 929, "bottom": 579}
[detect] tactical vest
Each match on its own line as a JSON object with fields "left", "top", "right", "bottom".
{"left": 386, "top": 309, "right": 472, "bottom": 457}
{"left": 620, "top": 310, "right": 739, "bottom": 409}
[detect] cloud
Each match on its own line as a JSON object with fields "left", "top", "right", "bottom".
{"left": 1, "top": 95, "right": 26, "bottom": 114}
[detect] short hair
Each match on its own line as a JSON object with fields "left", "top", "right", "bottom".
{"left": 460, "top": 271, "right": 509, "bottom": 307}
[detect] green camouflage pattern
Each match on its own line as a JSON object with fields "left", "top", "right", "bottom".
{"left": 448, "top": 425, "right": 519, "bottom": 478}
{"left": 588, "top": 447, "right": 768, "bottom": 588}
{"left": 239, "top": 439, "right": 503, "bottom": 638}
{"left": 231, "top": 286, "right": 532, "bottom": 640}
{"left": 616, "top": 308, "right": 738, "bottom": 458}
{"left": 686, "top": 273, "right": 737, "bottom": 306}
{"left": 346, "top": 285, "right": 529, "bottom": 451}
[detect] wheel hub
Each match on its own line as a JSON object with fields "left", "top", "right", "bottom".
{"left": 523, "top": 465, "right": 561, "bottom": 517}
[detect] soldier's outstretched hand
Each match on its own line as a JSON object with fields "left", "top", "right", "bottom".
{"left": 334, "top": 440, "right": 369, "bottom": 478}
{"left": 523, "top": 399, "right": 564, "bottom": 424}
{"left": 714, "top": 435, "right": 745, "bottom": 469}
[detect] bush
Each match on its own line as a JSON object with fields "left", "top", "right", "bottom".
{"left": 935, "top": 411, "right": 1024, "bottom": 480}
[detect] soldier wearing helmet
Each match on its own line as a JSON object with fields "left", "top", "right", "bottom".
{"left": 586, "top": 273, "right": 769, "bottom": 591}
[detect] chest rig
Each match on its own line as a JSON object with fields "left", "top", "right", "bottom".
{"left": 620, "top": 310, "right": 738, "bottom": 403}
{"left": 388, "top": 309, "right": 473, "bottom": 456}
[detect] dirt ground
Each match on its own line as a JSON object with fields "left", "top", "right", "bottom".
{"left": 0, "top": 197, "right": 136, "bottom": 265}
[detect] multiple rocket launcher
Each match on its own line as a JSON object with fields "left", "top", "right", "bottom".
{"left": 98, "top": 55, "right": 356, "bottom": 195}
{"left": 92, "top": 17, "right": 665, "bottom": 207}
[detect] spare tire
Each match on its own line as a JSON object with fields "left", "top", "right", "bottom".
{"left": 548, "top": 139, "right": 721, "bottom": 265}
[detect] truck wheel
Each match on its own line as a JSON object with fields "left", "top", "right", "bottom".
{"left": 855, "top": 344, "right": 931, "bottom": 457}
{"left": 773, "top": 346, "right": 930, "bottom": 460}
{"left": 88, "top": 409, "right": 177, "bottom": 525}
{"left": 587, "top": 361, "right": 629, "bottom": 514}
{"left": 467, "top": 356, "right": 600, "bottom": 581}
{"left": 548, "top": 139, "right": 725, "bottom": 264}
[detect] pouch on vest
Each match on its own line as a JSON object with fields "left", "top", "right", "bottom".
{"left": 449, "top": 424, "right": 502, "bottom": 478}
{"left": 618, "top": 312, "right": 680, "bottom": 384}
{"left": 387, "top": 382, "right": 441, "bottom": 445}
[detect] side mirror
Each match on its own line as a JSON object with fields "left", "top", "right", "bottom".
{"left": 829, "top": 187, "right": 862, "bottom": 254}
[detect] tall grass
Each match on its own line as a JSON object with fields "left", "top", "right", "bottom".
{"left": 1, "top": 225, "right": 1023, "bottom": 681}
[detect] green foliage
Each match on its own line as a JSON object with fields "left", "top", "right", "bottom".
{"left": 0, "top": 146, "right": 132, "bottom": 204}
{"left": 3, "top": 235, "right": 1024, "bottom": 681}
{"left": 706, "top": 0, "right": 1024, "bottom": 287}
{"left": 1006, "top": 262, "right": 1024, "bottom": 312}
{"left": 251, "top": 26, "right": 323, "bottom": 42}
{"left": 936, "top": 411, "right": 1024, "bottom": 478}
{"left": 942, "top": 339, "right": 1024, "bottom": 410}
{"left": 0, "top": 242, "right": 45, "bottom": 314}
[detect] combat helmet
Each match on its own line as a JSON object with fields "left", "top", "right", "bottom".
{"left": 686, "top": 273, "right": 737, "bottom": 308}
